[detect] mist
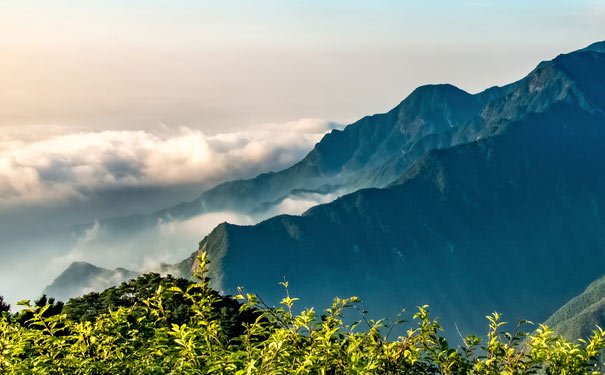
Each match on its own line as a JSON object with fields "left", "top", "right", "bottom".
{"left": 0, "top": 119, "right": 343, "bottom": 306}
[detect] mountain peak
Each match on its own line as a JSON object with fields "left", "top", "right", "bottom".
{"left": 400, "top": 84, "right": 474, "bottom": 108}
{"left": 393, "top": 83, "right": 481, "bottom": 134}
{"left": 66, "top": 261, "right": 100, "bottom": 271}
{"left": 44, "top": 262, "right": 139, "bottom": 302}
{"left": 407, "top": 83, "right": 466, "bottom": 96}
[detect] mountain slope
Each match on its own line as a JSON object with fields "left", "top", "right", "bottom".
{"left": 183, "top": 99, "right": 605, "bottom": 336}
{"left": 545, "top": 274, "right": 605, "bottom": 340}
{"left": 52, "top": 41, "right": 605, "bottom": 323}
{"left": 97, "top": 85, "right": 499, "bottom": 234}
{"left": 154, "top": 41, "right": 605, "bottom": 222}
{"left": 171, "top": 84, "right": 484, "bottom": 212}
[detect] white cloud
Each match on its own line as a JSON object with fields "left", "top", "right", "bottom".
{"left": 46, "top": 193, "right": 340, "bottom": 287}
{"left": 48, "top": 221, "right": 101, "bottom": 269}
{"left": 42, "top": 210, "right": 259, "bottom": 291}
{"left": 265, "top": 191, "right": 342, "bottom": 217}
{"left": 0, "top": 119, "right": 340, "bottom": 207}
{"left": 0, "top": 186, "right": 345, "bottom": 306}
{"left": 0, "top": 118, "right": 346, "bottom": 306}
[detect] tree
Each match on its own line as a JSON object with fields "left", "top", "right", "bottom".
{"left": 0, "top": 295, "right": 10, "bottom": 313}
{"left": 13, "top": 294, "right": 64, "bottom": 326}
{"left": 62, "top": 272, "right": 261, "bottom": 338}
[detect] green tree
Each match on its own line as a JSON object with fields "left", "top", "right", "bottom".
{"left": 13, "top": 294, "right": 63, "bottom": 326}
{"left": 62, "top": 272, "right": 261, "bottom": 338}
{"left": 0, "top": 295, "right": 9, "bottom": 313}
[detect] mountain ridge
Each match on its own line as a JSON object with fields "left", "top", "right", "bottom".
{"left": 90, "top": 41, "right": 605, "bottom": 237}
{"left": 48, "top": 41, "right": 605, "bottom": 336}
{"left": 86, "top": 71, "right": 514, "bottom": 234}
{"left": 184, "top": 100, "right": 605, "bottom": 336}
{"left": 166, "top": 41, "right": 605, "bottom": 336}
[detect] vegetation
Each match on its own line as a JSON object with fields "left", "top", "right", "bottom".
{"left": 2, "top": 253, "right": 605, "bottom": 374}
{"left": 61, "top": 272, "right": 260, "bottom": 339}
{"left": 12, "top": 294, "right": 64, "bottom": 328}
{"left": 0, "top": 296, "right": 9, "bottom": 314}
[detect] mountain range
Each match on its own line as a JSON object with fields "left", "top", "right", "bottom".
{"left": 48, "top": 41, "right": 605, "bottom": 338}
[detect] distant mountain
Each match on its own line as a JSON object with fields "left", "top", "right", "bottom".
{"left": 171, "top": 42, "right": 605, "bottom": 336}
{"left": 545, "top": 273, "right": 605, "bottom": 340}
{"left": 44, "top": 262, "right": 139, "bottom": 302}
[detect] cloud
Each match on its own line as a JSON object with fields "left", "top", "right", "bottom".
{"left": 265, "top": 191, "right": 342, "bottom": 217}
{"left": 48, "top": 211, "right": 256, "bottom": 274}
{"left": 0, "top": 118, "right": 346, "bottom": 306}
{"left": 0, "top": 186, "right": 345, "bottom": 306}
{"left": 47, "top": 193, "right": 340, "bottom": 288}
{"left": 0, "top": 119, "right": 340, "bottom": 207}
{"left": 48, "top": 221, "right": 101, "bottom": 269}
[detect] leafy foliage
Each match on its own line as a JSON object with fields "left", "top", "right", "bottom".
{"left": 61, "top": 272, "right": 260, "bottom": 339}
{"left": 12, "top": 294, "right": 64, "bottom": 328}
{"left": 2, "top": 253, "right": 605, "bottom": 374}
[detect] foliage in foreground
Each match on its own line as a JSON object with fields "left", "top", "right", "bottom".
{"left": 2, "top": 253, "right": 605, "bottom": 374}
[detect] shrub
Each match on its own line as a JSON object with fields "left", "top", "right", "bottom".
{"left": 1, "top": 253, "right": 604, "bottom": 374}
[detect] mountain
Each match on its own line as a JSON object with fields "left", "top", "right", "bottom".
{"left": 49, "top": 42, "right": 605, "bottom": 336}
{"left": 94, "top": 83, "right": 504, "bottom": 234}
{"left": 545, "top": 273, "right": 605, "bottom": 340}
{"left": 44, "top": 262, "right": 139, "bottom": 302}
{"left": 168, "top": 41, "right": 605, "bottom": 216}
{"left": 170, "top": 42, "right": 605, "bottom": 336}
{"left": 97, "top": 42, "right": 605, "bottom": 237}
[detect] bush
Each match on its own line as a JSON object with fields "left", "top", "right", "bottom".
{"left": 1, "top": 252, "right": 604, "bottom": 374}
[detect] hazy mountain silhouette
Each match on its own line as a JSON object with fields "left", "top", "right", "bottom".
{"left": 44, "top": 262, "right": 139, "bottom": 303}
{"left": 92, "top": 73, "right": 508, "bottom": 232}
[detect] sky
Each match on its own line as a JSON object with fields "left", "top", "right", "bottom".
{"left": 1, "top": 0, "right": 604, "bottom": 304}
{"left": 1, "top": 0, "right": 604, "bottom": 131}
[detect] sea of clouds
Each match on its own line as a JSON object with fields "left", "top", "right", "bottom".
{"left": 0, "top": 119, "right": 344, "bottom": 306}
{"left": 0, "top": 119, "right": 340, "bottom": 208}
